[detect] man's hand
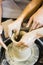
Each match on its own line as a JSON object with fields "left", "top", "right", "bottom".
{"left": 8, "top": 19, "right": 22, "bottom": 37}
{"left": 26, "top": 6, "right": 43, "bottom": 31}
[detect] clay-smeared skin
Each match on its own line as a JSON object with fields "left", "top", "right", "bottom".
{"left": 20, "top": 28, "right": 43, "bottom": 46}
{"left": 16, "top": 42, "right": 28, "bottom": 48}
{"left": 8, "top": 0, "right": 42, "bottom": 37}
{"left": 12, "top": 28, "right": 43, "bottom": 47}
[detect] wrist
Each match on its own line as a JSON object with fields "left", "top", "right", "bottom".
{"left": 17, "top": 16, "right": 24, "bottom": 24}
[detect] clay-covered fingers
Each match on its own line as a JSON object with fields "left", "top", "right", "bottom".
{"left": 8, "top": 26, "right": 20, "bottom": 37}
{"left": 8, "top": 19, "right": 22, "bottom": 37}
{"left": 20, "top": 28, "right": 43, "bottom": 47}
{"left": 26, "top": 16, "right": 33, "bottom": 28}
{"left": 16, "top": 42, "right": 28, "bottom": 48}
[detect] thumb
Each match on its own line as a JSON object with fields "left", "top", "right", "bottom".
{"left": 9, "top": 30, "right": 12, "bottom": 37}
{"left": 8, "top": 26, "right": 12, "bottom": 37}
{"left": 16, "top": 29, "right": 20, "bottom": 36}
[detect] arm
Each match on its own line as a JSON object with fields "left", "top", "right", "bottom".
{"left": 17, "top": 0, "right": 42, "bottom": 23}
{"left": 8, "top": 0, "right": 42, "bottom": 37}
{"left": 0, "top": 0, "right": 7, "bottom": 50}
{"left": 0, "top": 0, "right": 2, "bottom": 24}
{"left": 0, "top": 0, "right": 2, "bottom": 34}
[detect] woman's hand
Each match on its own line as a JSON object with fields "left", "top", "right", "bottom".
{"left": 17, "top": 28, "right": 43, "bottom": 47}
{"left": 26, "top": 6, "right": 43, "bottom": 31}
{"left": 8, "top": 19, "right": 22, "bottom": 37}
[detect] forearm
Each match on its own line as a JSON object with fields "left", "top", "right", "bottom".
{"left": 0, "top": 0, "right": 2, "bottom": 24}
{"left": 0, "top": 0, "right": 3, "bottom": 35}
{"left": 17, "top": 0, "right": 42, "bottom": 23}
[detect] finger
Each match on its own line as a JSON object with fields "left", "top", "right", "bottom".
{"left": 0, "top": 42, "right": 8, "bottom": 50}
{"left": 16, "top": 30, "right": 20, "bottom": 36}
{"left": 0, "top": 37, "right": 7, "bottom": 50}
{"left": 26, "top": 16, "right": 33, "bottom": 28}
{"left": 29, "top": 21, "right": 38, "bottom": 31}
{"left": 36, "top": 24, "right": 43, "bottom": 28}
{"left": 16, "top": 42, "right": 28, "bottom": 47}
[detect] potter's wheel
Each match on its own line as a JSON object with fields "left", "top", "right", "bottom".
{"left": 5, "top": 43, "right": 39, "bottom": 65}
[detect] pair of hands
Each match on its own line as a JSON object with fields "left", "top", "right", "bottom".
{"left": 0, "top": 6, "right": 43, "bottom": 50}
{"left": 0, "top": 25, "right": 7, "bottom": 50}
{"left": 8, "top": 6, "right": 43, "bottom": 37}
{"left": 8, "top": 6, "right": 43, "bottom": 46}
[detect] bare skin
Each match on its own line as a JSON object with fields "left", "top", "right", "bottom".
{"left": 26, "top": 5, "right": 43, "bottom": 31}
{"left": 13, "top": 28, "right": 43, "bottom": 47}
{"left": 20, "top": 28, "right": 43, "bottom": 46}
{"left": 0, "top": 0, "right": 43, "bottom": 48}
{"left": 8, "top": 0, "right": 42, "bottom": 37}
{"left": 0, "top": 0, "right": 7, "bottom": 50}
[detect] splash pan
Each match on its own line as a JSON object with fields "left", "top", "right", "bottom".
{"left": 5, "top": 43, "right": 39, "bottom": 65}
